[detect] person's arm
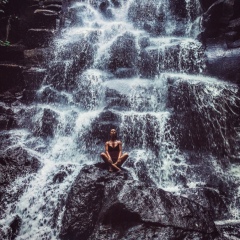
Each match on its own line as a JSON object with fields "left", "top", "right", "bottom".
{"left": 105, "top": 142, "right": 112, "bottom": 161}
{"left": 117, "top": 141, "right": 123, "bottom": 160}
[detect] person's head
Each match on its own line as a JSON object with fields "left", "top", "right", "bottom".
{"left": 110, "top": 129, "right": 117, "bottom": 139}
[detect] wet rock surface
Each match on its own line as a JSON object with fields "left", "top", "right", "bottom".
{"left": 0, "top": 146, "right": 41, "bottom": 185}
{"left": 60, "top": 163, "right": 218, "bottom": 240}
{"left": 166, "top": 75, "right": 240, "bottom": 156}
{"left": 216, "top": 222, "right": 240, "bottom": 239}
{"left": 180, "top": 188, "right": 230, "bottom": 221}
{"left": 200, "top": 0, "right": 240, "bottom": 83}
{"left": 0, "top": 0, "right": 240, "bottom": 239}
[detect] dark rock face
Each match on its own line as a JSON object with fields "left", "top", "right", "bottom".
{"left": 0, "top": 104, "right": 15, "bottom": 130}
{"left": 0, "top": 45, "right": 25, "bottom": 62}
{"left": 128, "top": 1, "right": 164, "bottom": 35}
{"left": 200, "top": 0, "right": 240, "bottom": 83}
{"left": 52, "top": 171, "right": 68, "bottom": 183}
{"left": 88, "top": 110, "right": 121, "bottom": 142}
{"left": 108, "top": 32, "right": 137, "bottom": 73}
{"left": 23, "top": 48, "right": 52, "bottom": 66}
{"left": 34, "top": 108, "right": 59, "bottom": 138}
{"left": 23, "top": 68, "right": 46, "bottom": 91}
{"left": 60, "top": 163, "right": 218, "bottom": 240}
{"left": 201, "top": 0, "right": 233, "bottom": 39}
{"left": 33, "top": 9, "right": 59, "bottom": 29}
{"left": 25, "top": 29, "right": 55, "bottom": 48}
{"left": 0, "top": 64, "right": 24, "bottom": 93}
{"left": 9, "top": 215, "right": 22, "bottom": 240}
{"left": 216, "top": 222, "right": 240, "bottom": 239}
{"left": 46, "top": 40, "right": 94, "bottom": 92}
{"left": 205, "top": 44, "right": 240, "bottom": 84}
{"left": 0, "top": 215, "right": 22, "bottom": 240}
{"left": 180, "top": 188, "right": 230, "bottom": 221}
{"left": 166, "top": 75, "right": 240, "bottom": 156}
{"left": 0, "top": 146, "right": 41, "bottom": 185}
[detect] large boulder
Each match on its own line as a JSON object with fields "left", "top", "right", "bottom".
{"left": 199, "top": 0, "right": 240, "bottom": 83}
{"left": 33, "top": 108, "right": 59, "bottom": 138}
{"left": 60, "top": 163, "right": 218, "bottom": 240}
{"left": 9, "top": 215, "right": 22, "bottom": 240}
{"left": 166, "top": 75, "right": 240, "bottom": 156}
{"left": 201, "top": 0, "right": 234, "bottom": 39}
{"left": 180, "top": 188, "right": 230, "bottom": 221}
{"left": 83, "top": 110, "right": 121, "bottom": 154}
{"left": 205, "top": 43, "right": 240, "bottom": 84}
{"left": 138, "top": 39, "right": 205, "bottom": 77}
{"left": 47, "top": 40, "right": 94, "bottom": 91}
{"left": 107, "top": 32, "right": 137, "bottom": 73}
{"left": 0, "top": 146, "right": 41, "bottom": 185}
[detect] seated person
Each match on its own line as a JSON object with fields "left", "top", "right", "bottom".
{"left": 100, "top": 129, "right": 128, "bottom": 172}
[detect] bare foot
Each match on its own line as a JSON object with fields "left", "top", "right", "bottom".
{"left": 112, "top": 163, "right": 121, "bottom": 172}
{"left": 109, "top": 167, "right": 113, "bottom": 172}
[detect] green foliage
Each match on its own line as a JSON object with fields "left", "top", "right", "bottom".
{"left": 0, "top": 40, "right": 10, "bottom": 46}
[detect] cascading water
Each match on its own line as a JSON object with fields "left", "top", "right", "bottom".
{"left": 1, "top": 0, "right": 240, "bottom": 239}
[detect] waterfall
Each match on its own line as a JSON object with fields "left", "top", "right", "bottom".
{"left": 1, "top": 0, "right": 240, "bottom": 239}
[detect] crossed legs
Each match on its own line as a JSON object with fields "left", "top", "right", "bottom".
{"left": 100, "top": 153, "right": 129, "bottom": 172}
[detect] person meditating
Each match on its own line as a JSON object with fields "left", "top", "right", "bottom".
{"left": 100, "top": 129, "right": 128, "bottom": 172}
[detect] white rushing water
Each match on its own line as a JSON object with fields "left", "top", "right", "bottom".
{"left": 1, "top": 0, "right": 240, "bottom": 239}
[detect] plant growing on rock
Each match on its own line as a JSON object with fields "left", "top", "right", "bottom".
{"left": 0, "top": 40, "right": 10, "bottom": 46}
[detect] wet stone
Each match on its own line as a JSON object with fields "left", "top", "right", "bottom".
{"left": 9, "top": 215, "right": 22, "bottom": 240}
{"left": 25, "top": 29, "right": 55, "bottom": 48}
{"left": 22, "top": 90, "right": 38, "bottom": 103}
{"left": 108, "top": 32, "right": 137, "bottom": 72}
{"left": 226, "top": 39, "right": 240, "bottom": 49}
{"left": 23, "top": 68, "right": 46, "bottom": 90}
{"left": 111, "top": 0, "right": 121, "bottom": 8}
{"left": 34, "top": 9, "right": 58, "bottom": 29}
{"left": 199, "top": 0, "right": 217, "bottom": 12}
{"left": 88, "top": 110, "right": 121, "bottom": 142}
{"left": 24, "top": 48, "right": 52, "bottom": 66}
{"left": 115, "top": 68, "right": 136, "bottom": 78}
{"left": 0, "top": 105, "right": 15, "bottom": 130}
{"left": 0, "top": 146, "right": 41, "bottom": 185}
{"left": 216, "top": 222, "right": 240, "bottom": 239}
{"left": 225, "top": 31, "right": 239, "bottom": 41}
{"left": 105, "top": 88, "right": 130, "bottom": 110}
{"left": 206, "top": 45, "right": 240, "bottom": 83}
{"left": 34, "top": 108, "right": 59, "bottom": 138}
{"left": 60, "top": 164, "right": 218, "bottom": 240}
{"left": 53, "top": 171, "right": 67, "bottom": 183}
{"left": 0, "top": 45, "right": 25, "bottom": 62}
{"left": 180, "top": 188, "right": 230, "bottom": 221}
{"left": 38, "top": 86, "right": 70, "bottom": 105}
{"left": 228, "top": 17, "right": 240, "bottom": 32}
{"left": 0, "top": 64, "right": 25, "bottom": 93}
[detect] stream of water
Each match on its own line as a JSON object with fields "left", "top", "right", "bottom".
{"left": 1, "top": 0, "right": 240, "bottom": 239}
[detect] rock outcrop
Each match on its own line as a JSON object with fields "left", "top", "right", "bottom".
{"left": 60, "top": 163, "right": 219, "bottom": 240}
{"left": 199, "top": 0, "right": 240, "bottom": 84}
